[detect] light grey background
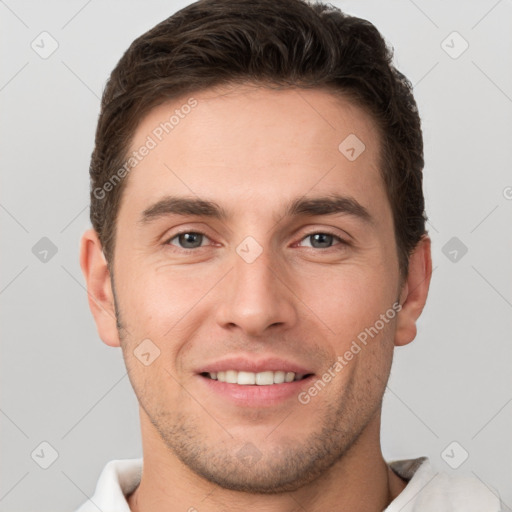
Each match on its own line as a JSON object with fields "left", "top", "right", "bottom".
{"left": 1, "top": 1, "right": 511, "bottom": 510}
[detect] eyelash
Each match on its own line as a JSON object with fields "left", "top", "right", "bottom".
{"left": 164, "top": 230, "right": 349, "bottom": 251}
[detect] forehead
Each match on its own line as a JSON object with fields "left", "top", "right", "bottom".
{"left": 120, "top": 84, "right": 387, "bottom": 220}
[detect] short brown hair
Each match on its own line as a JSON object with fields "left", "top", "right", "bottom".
{"left": 89, "top": 0, "right": 427, "bottom": 276}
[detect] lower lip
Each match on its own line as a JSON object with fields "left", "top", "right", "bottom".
{"left": 199, "top": 375, "right": 314, "bottom": 407}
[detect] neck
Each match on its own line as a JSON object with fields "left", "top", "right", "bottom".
{"left": 127, "top": 408, "right": 407, "bottom": 512}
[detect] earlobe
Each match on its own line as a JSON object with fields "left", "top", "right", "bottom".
{"left": 79, "top": 229, "right": 121, "bottom": 347}
{"left": 394, "top": 235, "right": 432, "bottom": 347}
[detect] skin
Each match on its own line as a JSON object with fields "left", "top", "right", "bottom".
{"left": 80, "top": 84, "right": 431, "bottom": 512}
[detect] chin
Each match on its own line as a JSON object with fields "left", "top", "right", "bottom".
{"left": 161, "top": 422, "right": 356, "bottom": 494}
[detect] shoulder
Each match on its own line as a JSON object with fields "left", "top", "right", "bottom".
{"left": 386, "top": 457, "right": 502, "bottom": 512}
{"left": 74, "top": 458, "right": 142, "bottom": 512}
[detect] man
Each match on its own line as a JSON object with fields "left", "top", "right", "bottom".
{"left": 77, "top": 0, "right": 502, "bottom": 510}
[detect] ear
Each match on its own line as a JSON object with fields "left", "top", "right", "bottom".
{"left": 394, "top": 235, "right": 432, "bottom": 347}
{"left": 79, "top": 229, "right": 120, "bottom": 347}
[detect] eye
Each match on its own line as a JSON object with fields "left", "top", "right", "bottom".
{"left": 167, "top": 232, "right": 210, "bottom": 249}
{"left": 298, "top": 232, "right": 344, "bottom": 249}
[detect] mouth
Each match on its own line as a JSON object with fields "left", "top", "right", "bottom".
{"left": 200, "top": 370, "right": 312, "bottom": 385}
{"left": 196, "top": 356, "right": 316, "bottom": 406}
{"left": 197, "top": 359, "right": 315, "bottom": 407}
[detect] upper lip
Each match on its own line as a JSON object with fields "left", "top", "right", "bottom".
{"left": 197, "top": 356, "right": 314, "bottom": 375}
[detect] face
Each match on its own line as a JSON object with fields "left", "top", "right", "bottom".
{"left": 102, "top": 85, "right": 407, "bottom": 492}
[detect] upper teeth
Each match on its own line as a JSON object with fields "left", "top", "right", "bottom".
{"left": 208, "top": 370, "right": 304, "bottom": 385}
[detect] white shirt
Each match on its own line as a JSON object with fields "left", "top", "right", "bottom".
{"left": 75, "top": 456, "right": 502, "bottom": 511}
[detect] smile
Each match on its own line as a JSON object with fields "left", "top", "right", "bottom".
{"left": 202, "top": 370, "right": 311, "bottom": 385}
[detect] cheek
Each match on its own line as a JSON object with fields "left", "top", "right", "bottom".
{"left": 296, "top": 261, "right": 397, "bottom": 342}
{"left": 115, "top": 260, "right": 223, "bottom": 344}
{"left": 117, "top": 257, "right": 174, "bottom": 312}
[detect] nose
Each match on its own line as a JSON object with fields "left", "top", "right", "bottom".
{"left": 214, "top": 246, "right": 298, "bottom": 337}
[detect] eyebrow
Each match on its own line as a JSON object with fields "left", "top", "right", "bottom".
{"left": 140, "top": 196, "right": 227, "bottom": 223}
{"left": 139, "top": 194, "right": 373, "bottom": 225}
{"left": 286, "top": 195, "right": 373, "bottom": 224}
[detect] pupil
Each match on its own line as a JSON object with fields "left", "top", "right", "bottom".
{"left": 311, "top": 233, "right": 332, "bottom": 248}
{"left": 180, "top": 233, "right": 202, "bottom": 248}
